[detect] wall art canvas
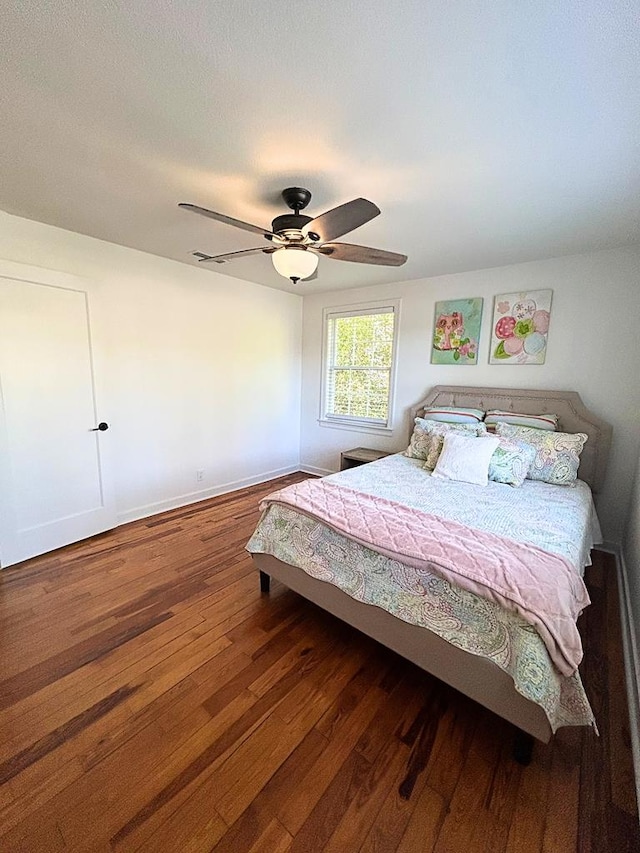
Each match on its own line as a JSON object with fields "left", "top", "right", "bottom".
{"left": 431, "top": 297, "right": 483, "bottom": 365}
{"left": 489, "top": 289, "right": 553, "bottom": 365}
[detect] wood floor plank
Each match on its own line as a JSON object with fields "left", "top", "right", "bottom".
{"left": 212, "top": 634, "right": 368, "bottom": 828}
{"left": 320, "top": 737, "right": 414, "bottom": 853}
{"left": 126, "top": 781, "right": 228, "bottom": 853}
{"left": 433, "top": 717, "right": 512, "bottom": 853}
{"left": 504, "top": 733, "right": 553, "bottom": 853}
{"left": 358, "top": 688, "right": 453, "bottom": 852}
{"left": 0, "top": 610, "right": 172, "bottom": 711}
{"left": 0, "top": 477, "right": 636, "bottom": 853}
{"left": 0, "top": 607, "right": 205, "bottom": 749}
{"left": 541, "top": 728, "right": 581, "bottom": 853}
{"left": 0, "top": 684, "right": 137, "bottom": 784}
{"left": 276, "top": 683, "right": 390, "bottom": 836}
{"left": 0, "top": 815, "right": 69, "bottom": 853}
{"left": 2, "top": 758, "right": 84, "bottom": 838}
{"left": 109, "top": 621, "right": 337, "bottom": 846}
{"left": 63, "top": 688, "right": 261, "bottom": 850}
{"left": 210, "top": 728, "right": 329, "bottom": 853}
{"left": 245, "top": 817, "right": 293, "bottom": 853}
{"left": 105, "top": 689, "right": 264, "bottom": 848}
{"left": 288, "top": 748, "right": 373, "bottom": 853}
{"left": 395, "top": 784, "right": 448, "bottom": 853}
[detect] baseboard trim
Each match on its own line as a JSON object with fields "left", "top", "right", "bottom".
{"left": 116, "top": 464, "right": 300, "bottom": 525}
{"left": 597, "top": 540, "right": 620, "bottom": 555}
{"left": 299, "top": 464, "right": 334, "bottom": 477}
{"left": 609, "top": 543, "right": 640, "bottom": 816}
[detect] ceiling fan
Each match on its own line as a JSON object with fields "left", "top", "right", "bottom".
{"left": 179, "top": 187, "right": 407, "bottom": 283}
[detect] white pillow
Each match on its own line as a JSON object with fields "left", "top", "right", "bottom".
{"left": 431, "top": 433, "right": 500, "bottom": 486}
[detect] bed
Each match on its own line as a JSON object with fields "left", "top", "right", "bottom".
{"left": 247, "top": 386, "right": 612, "bottom": 760}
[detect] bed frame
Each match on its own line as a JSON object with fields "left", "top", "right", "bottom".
{"left": 252, "top": 386, "right": 612, "bottom": 761}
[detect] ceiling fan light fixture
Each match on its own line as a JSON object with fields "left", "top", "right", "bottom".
{"left": 271, "top": 246, "right": 319, "bottom": 282}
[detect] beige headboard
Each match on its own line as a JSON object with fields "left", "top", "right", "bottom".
{"left": 410, "top": 386, "right": 612, "bottom": 493}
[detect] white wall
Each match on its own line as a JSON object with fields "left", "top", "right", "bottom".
{"left": 624, "top": 451, "right": 640, "bottom": 673}
{"left": 623, "top": 449, "right": 640, "bottom": 803}
{"left": 0, "top": 211, "right": 302, "bottom": 523}
{"left": 300, "top": 246, "right": 640, "bottom": 544}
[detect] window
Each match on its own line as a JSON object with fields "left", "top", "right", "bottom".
{"left": 321, "top": 302, "right": 399, "bottom": 430}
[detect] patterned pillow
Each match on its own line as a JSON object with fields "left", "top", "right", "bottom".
{"left": 495, "top": 424, "right": 588, "bottom": 485}
{"left": 488, "top": 437, "right": 537, "bottom": 487}
{"left": 406, "top": 418, "right": 486, "bottom": 468}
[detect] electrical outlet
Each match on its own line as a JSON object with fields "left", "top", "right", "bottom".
{"left": 196, "top": 469, "right": 205, "bottom": 482}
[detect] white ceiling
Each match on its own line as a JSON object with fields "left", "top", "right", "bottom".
{"left": 1, "top": 1, "right": 639, "bottom": 294}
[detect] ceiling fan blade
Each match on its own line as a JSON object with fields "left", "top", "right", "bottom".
{"left": 179, "top": 203, "right": 276, "bottom": 239}
{"left": 302, "top": 198, "right": 380, "bottom": 242}
{"left": 194, "top": 246, "right": 275, "bottom": 264}
{"left": 318, "top": 242, "right": 407, "bottom": 266}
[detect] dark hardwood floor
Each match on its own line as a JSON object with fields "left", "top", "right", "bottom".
{"left": 0, "top": 472, "right": 637, "bottom": 852}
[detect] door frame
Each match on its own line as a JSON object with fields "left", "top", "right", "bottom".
{"left": 0, "top": 259, "right": 116, "bottom": 567}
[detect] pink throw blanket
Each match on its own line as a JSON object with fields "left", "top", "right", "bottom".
{"left": 261, "top": 479, "right": 590, "bottom": 676}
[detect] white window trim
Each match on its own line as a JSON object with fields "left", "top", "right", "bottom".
{"left": 319, "top": 298, "right": 401, "bottom": 434}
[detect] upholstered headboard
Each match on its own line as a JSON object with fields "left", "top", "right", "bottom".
{"left": 410, "top": 386, "right": 612, "bottom": 492}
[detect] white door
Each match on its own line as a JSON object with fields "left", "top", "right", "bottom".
{"left": 0, "top": 261, "right": 116, "bottom": 567}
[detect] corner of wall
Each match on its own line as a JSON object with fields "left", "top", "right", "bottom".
{"left": 616, "top": 545, "right": 640, "bottom": 813}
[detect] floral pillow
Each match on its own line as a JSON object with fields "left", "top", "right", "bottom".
{"left": 406, "top": 418, "right": 486, "bottom": 468}
{"left": 496, "top": 424, "right": 588, "bottom": 485}
{"left": 488, "top": 437, "right": 537, "bottom": 487}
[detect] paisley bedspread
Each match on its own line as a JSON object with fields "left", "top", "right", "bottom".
{"left": 246, "top": 454, "right": 601, "bottom": 731}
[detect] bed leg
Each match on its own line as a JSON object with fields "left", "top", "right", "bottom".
{"left": 259, "top": 570, "right": 271, "bottom": 594}
{"left": 513, "top": 730, "right": 534, "bottom": 766}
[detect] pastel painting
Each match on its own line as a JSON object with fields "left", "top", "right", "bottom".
{"left": 490, "top": 289, "right": 553, "bottom": 365}
{"left": 431, "top": 297, "right": 483, "bottom": 365}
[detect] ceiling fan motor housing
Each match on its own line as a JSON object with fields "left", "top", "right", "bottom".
{"left": 271, "top": 187, "right": 315, "bottom": 238}
{"left": 271, "top": 212, "right": 312, "bottom": 234}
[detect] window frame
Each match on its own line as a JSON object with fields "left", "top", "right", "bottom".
{"left": 319, "top": 299, "right": 401, "bottom": 434}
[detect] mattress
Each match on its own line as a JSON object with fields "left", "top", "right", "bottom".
{"left": 247, "top": 453, "right": 601, "bottom": 731}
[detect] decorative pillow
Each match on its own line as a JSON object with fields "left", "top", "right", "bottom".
{"left": 420, "top": 405, "right": 485, "bottom": 425}
{"left": 488, "top": 437, "right": 538, "bottom": 487}
{"left": 495, "top": 424, "right": 588, "bottom": 485}
{"left": 485, "top": 409, "right": 558, "bottom": 431}
{"left": 405, "top": 418, "right": 486, "bottom": 466}
{"left": 431, "top": 433, "right": 500, "bottom": 486}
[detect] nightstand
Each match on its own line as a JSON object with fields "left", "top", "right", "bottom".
{"left": 340, "top": 447, "right": 392, "bottom": 471}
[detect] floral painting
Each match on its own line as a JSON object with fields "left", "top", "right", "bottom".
{"left": 489, "top": 289, "right": 552, "bottom": 365}
{"left": 431, "top": 297, "right": 483, "bottom": 365}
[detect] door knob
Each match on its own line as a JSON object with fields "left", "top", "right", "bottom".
{"left": 90, "top": 422, "right": 109, "bottom": 432}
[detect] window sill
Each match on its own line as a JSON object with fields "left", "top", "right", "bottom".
{"left": 317, "top": 418, "right": 394, "bottom": 436}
